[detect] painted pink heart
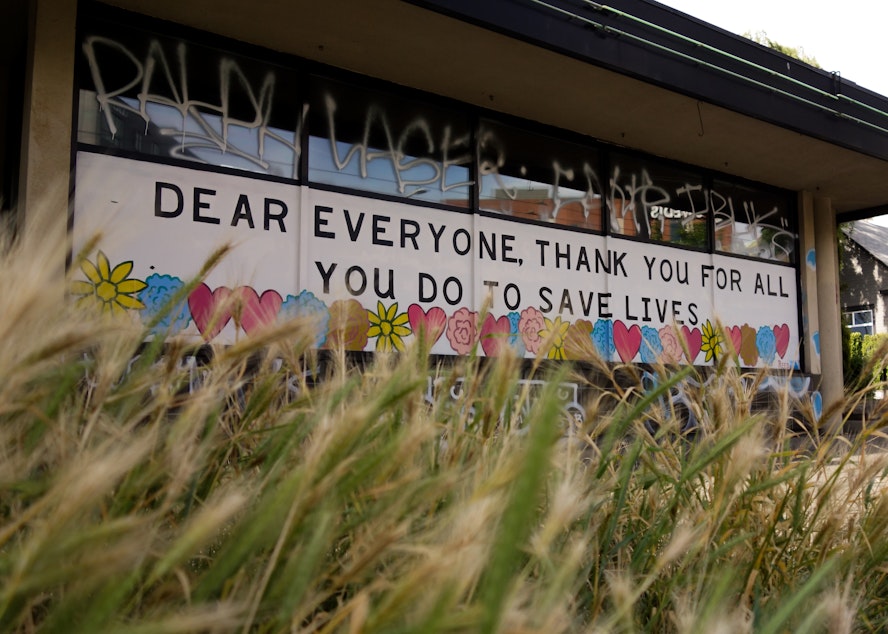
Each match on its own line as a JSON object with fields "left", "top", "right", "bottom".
{"left": 774, "top": 323, "right": 790, "bottom": 358}
{"left": 188, "top": 283, "right": 232, "bottom": 341}
{"left": 237, "top": 288, "right": 283, "bottom": 334}
{"left": 407, "top": 304, "right": 446, "bottom": 344}
{"left": 480, "top": 314, "right": 512, "bottom": 357}
{"left": 725, "top": 325, "right": 742, "bottom": 355}
{"left": 680, "top": 325, "right": 703, "bottom": 363}
{"left": 613, "top": 320, "right": 642, "bottom": 363}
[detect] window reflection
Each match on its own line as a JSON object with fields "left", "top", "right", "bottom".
{"left": 307, "top": 78, "right": 471, "bottom": 207}
{"left": 711, "top": 180, "right": 795, "bottom": 263}
{"left": 77, "top": 22, "right": 301, "bottom": 179}
{"left": 478, "top": 120, "right": 602, "bottom": 230}
{"left": 609, "top": 153, "right": 709, "bottom": 249}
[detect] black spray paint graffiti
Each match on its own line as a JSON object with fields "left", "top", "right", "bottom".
{"left": 82, "top": 36, "right": 301, "bottom": 178}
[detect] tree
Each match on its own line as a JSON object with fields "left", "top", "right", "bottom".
{"left": 743, "top": 30, "right": 821, "bottom": 68}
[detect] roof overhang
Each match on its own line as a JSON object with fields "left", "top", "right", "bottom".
{"left": 95, "top": 0, "right": 888, "bottom": 213}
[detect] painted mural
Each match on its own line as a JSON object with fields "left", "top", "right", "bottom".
{"left": 72, "top": 152, "right": 800, "bottom": 368}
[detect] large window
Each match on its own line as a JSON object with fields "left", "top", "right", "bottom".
{"left": 478, "top": 120, "right": 602, "bottom": 230}
{"left": 77, "top": 19, "right": 302, "bottom": 179}
{"left": 712, "top": 179, "right": 795, "bottom": 263}
{"left": 75, "top": 10, "right": 799, "bottom": 265}
{"left": 608, "top": 153, "right": 709, "bottom": 249}
{"left": 307, "top": 77, "right": 472, "bottom": 207}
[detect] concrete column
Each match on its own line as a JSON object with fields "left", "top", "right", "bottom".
{"left": 797, "top": 191, "right": 820, "bottom": 376}
{"left": 18, "top": 0, "right": 78, "bottom": 276}
{"left": 813, "top": 195, "right": 843, "bottom": 431}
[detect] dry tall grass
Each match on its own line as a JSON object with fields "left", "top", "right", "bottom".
{"left": 2, "top": 217, "right": 888, "bottom": 633}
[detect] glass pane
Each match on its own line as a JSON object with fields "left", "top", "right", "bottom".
{"left": 478, "top": 120, "right": 603, "bottom": 230}
{"left": 78, "top": 20, "right": 301, "bottom": 179}
{"left": 712, "top": 179, "right": 795, "bottom": 263}
{"left": 308, "top": 77, "right": 471, "bottom": 207}
{"left": 609, "top": 153, "right": 709, "bottom": 249}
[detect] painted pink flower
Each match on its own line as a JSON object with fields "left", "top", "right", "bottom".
{"left": 446, "top": 307, "right": 479, "bottom": 355}
{"left": 658, "top": 325, "right": 683, "bottom": 364}
{"left": 518, "top": 306, "right": 546, "bottom": 354}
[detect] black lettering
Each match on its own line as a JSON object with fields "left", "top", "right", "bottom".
{"left": 599, "top": 293, "right": 612, "bottom": 319}
{"left": 644, "top": 255, "right": 656, "bottom": 280}
{"left": 504, "top": 283, "right": 521, "bottom": 310}
{"left": 576, "top": 246, "right": 590, "bottom": 272}
{"left": 479, "top": 232, "right": 496, "bottom": 260}
{"left": 374, "top": 268, "right": 395, "bottom": 299}
{"left": 536, "top": 239, "right": 549, "bottom": 267}
{"left": 419, "top": 273, "right": 437, "bottom": 302}
{"left": 344, "top": 209, "right": 365, "bottom": 242}
{"left": 612, "top": 251, "right": 628, "bottom": 277}
{"left": 429, "top": 223, "right": 446, "bottom": 253}
{"left": 559, "top": 289, "right": 574, "bottom": 315}
{"left": 314, "top": 205, "right": 335, "bottom": 239}
{"left": 688, "top": 302, "right": 699, "bottom": 325}
{"left": 442, "top": 277, "right": 463, "bottom": 305}
{"left": 232, "top": 194, "right": 255, "bottom": 229}
{"left": 315, "top": 261, "right": 336, "bottom": 293}
{"left": 595, "top": 249, "right": 610, "bottom": 274}
{"left": 453, "top": 228, "right": 471, "bottom": 255}
{"left": 754, "top": 273, "right": 764, "bottom": 295}
{"left": 264, "top": 198, "right": 287, "bottom": 232}
{"left": 401, "top": 219, "right": 420, "bottom": 249}
{"left": 539, "top": 287, "right": 553, "bottom": 313}
{"left": 502, "top": 234, "right": 518, "bottom": 264}
{"left": 676, "top": 261, "right": 689, "bottom": 285}
{"left": 193, "top": 187, "right": 219, "bottom": 224}
{"left": 372, "top": 215, "right": 393, "bottom": 247}
{"left": 580, "top": 290, "right": 595, "bottom": 316}
{"left": 155, "top": 182, "right": 183, "bottom": 218}
{"left": 345, "top": 265, "right": 367, "bottom": 296}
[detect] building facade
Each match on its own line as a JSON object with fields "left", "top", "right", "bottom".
{"left": 11, "top": 0, "right": 888, "bottom": 422}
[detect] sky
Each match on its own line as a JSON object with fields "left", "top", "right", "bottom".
{"left": 657, "top": 0, "right": 888, "bottom": 98}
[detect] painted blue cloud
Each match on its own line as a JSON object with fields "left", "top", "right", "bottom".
{"left": 139, "top": 273, "right": 191, "bottom": 334}
{"left": 756, "top": 326, "right": 777, "bottom": 364}
{"left": 592, "top": 319, "right": 614, "bottom": 361}
{"left": 280, "top": 291, "right": 330, "bottom": 347}
{"left": 507, "top": 311, "right": 526, "bottom": 355}
{"left": 639, "top": 325, "right": 663, "bottom": 364}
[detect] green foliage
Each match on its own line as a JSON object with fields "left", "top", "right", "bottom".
{"left": 744, "top": 30, "right": 822, "bottom": 68}
{"left": 845, "top": 331, "right": 888, "bottom": 388}
{"left": 3, "top": 229, "right": 888, "bottom": 632}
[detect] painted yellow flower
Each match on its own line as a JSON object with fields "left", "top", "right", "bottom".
{"left": 540, "top": 315, "right": 571, "bottom": 360}
{"left": 71, "top": 251, "right": 147, "bottom": 316}
{"left": 367, "top": 301, "right": 411, "bottom": 352}
{"left": 700, "top": 319, "right": 724, "bottom": 363}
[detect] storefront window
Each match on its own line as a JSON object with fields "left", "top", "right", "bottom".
{"left": 78, "top": 20, "right": 302, "bottom": 179}
{"left": 478, "top": 120, "right": 603, "bottom": 230}
{"left": 711, "top": 179, "right": 795, "bottom": 263}
{"left": 609, "top": 153, "right": 709, "bottom": 249}
{"left": 308, "top": 77, "right": 472, "bottom": 207}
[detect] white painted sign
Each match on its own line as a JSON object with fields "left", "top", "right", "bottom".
{"left": 72, "top": 151, "right": 800, "bottom": 367}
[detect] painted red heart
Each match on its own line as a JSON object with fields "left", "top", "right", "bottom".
{"left": 480, "top": 314, "right": 513, "bottom": 356}
{"left": 680, "top": 325, "right": 702, "bottom": 364}
{"left": 613, "top": 320, "right": 642, "bottom": 363}
{"left": 238, "top": 288, "right": 283, "bottom": 334}
{"left": 725, "top": 325, "right": 742, "bottom": 355}
{"left": 407, "top": 304, "right": 446, "bottom": 344}
{"left": 188, "top": 283, "right": 232, "bottom": 341}
{"left": 774, "top": 323, "right": 790, "bottom": 358}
